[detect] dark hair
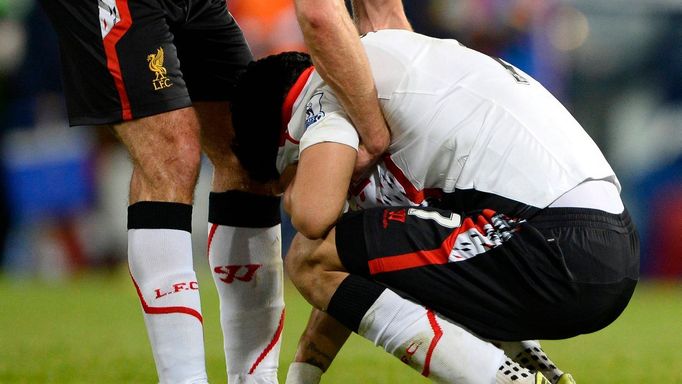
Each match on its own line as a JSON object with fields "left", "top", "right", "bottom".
{"left": 231, "top": 51, "right": 313, "bottom": 183}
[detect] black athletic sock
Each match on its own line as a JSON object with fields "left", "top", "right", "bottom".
{"left": 209, "top": 190, "right": 281, "bottom": 227}
{"left": 326, "top": 274, "right": 385, "bottom": 333}
{"left": 127, "top": 201, "right": 192, "bottom": 232}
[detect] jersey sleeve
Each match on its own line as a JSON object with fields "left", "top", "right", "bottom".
{"left": 300, "top": 111, "right": 360, "bottom": 153}
{"left": 299, "top": 87, "right": 360, "bottom": 153}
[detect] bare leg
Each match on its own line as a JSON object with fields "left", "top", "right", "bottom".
{"left": 285, "top": 231, "right": 347, "bottom": 311}
{"left": 115, "top": 107, "right": 207, "bottom": 384}
{"left": 285, "top": 308, "right": 350, "bottom": 384}
{"left": 294, "top": 308, "right": 351, "bottom": 370}
{"left": 114, "top": 107, "right": 201, "bottom": 204}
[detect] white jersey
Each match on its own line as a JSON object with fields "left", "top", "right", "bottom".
{"left": 278, "top": 30, "right": 619, "bottom": 216}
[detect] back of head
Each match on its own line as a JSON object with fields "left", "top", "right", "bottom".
{"left": 231, "top": 51, "right": 313, "bottom": 183}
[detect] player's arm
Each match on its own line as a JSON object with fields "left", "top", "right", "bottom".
{"left": 351, "top": 0, "right": 412, "bottom": 33}
{"left": 294, "top": 0, "right": 389, "bottom": 176}
{"left": 283, "top": 141, "right": 356, "bottom": 240}
{"left": 282, "top": 141, "right": 355, "bottom": 382}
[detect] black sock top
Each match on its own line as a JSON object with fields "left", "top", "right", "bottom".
{"left": 127, "top": 201, "right": 192, "bottom": 232}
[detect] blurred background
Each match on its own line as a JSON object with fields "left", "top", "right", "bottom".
{"left": 0, "top": 0, "right": 680, "bottom": 280}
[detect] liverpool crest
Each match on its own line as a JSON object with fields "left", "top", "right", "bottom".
{"left": 147, "top": 47, "right": 172, "bottom": 90}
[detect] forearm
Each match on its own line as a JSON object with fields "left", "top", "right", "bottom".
{"left": 351, "top": 0, "right": 412, "bottom": 33}
{"left": 285, "top": 142, "right": 355, "bottom": 239}
{"left": 295, "top": 0, "right": 389, "bottom": 156}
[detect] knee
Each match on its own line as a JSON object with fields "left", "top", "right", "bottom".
{"left": 139, "top": 135, "right": 201, "bottom": 194}
{"left": 166, "top": 132, "right": 202, "bottom": 181}
{"left": 285, "top": 234, "right": 324, "bottom": 295}
{"left": 131, "top": 133, "right": 202, "bottom": 203}
{"left": 285, "top": 235, "right": 312, "bottom": 287}
{"left": 286, "top": 233, "right": 348, "bottom": 310}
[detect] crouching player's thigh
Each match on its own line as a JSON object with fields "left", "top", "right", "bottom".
{"left": 286, "top": 230, "right": 348, "bottom": 311}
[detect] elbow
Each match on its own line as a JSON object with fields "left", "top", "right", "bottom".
{"left": 365, "top": 129, "right": 391, "bottom": 156}
{"left": 295, "top": 0, "right": 339, "bottom": 32}
{"left": 291, "top": 213, "right": 333, "bottom": 240}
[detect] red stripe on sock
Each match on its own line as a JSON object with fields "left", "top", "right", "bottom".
{"left": 207, "top": 223, "right": 219, "bottom": 258}
{"left": 422, "top": 310, "right": 443, "bottom": 377}
{"left": 248, "top": 308, "right": 286, "bottom": 374}
{"left": 103, "top": 0, "right": 133, "bottom": 120}
{"left": 130, "top": 272, "right": 203, "bottom": 323}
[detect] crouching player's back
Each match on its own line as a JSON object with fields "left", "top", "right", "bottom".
{"left": 354, "top": 30, "right": 621, "bottom": 218}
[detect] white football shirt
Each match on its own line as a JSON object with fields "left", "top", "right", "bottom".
{"left": 278, "top": 30, "right": 619, "bottom": 213}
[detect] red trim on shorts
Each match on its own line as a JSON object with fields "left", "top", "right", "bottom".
{"left": 367, "top": 215, "right": 483, "bottom": 274}
{"left": 368, "top": 246, "right": 450, "bottom": 274}
{"left": 130, "top": 272, "right": 203, "bottom": 323}
{"left": 280, "top": 66, "right": 315, "bottom": 145}
{"left": 382, "top": 155, "right": 443, "bottom": 204}
{"left": 102, "top": 0, "right": 133, "bottom": 121}
{"left": 248, "top": 308, "right": 286, "bottom": 374}
{"left": 367, "top": 222, "right": 461, "bottom": 274}
{"left": 422, "top": 310, "right": 443, "bottom": 377}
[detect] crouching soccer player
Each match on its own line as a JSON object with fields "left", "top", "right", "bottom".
{"left": 230, "top": 30, "right": 639, "bottom": 383}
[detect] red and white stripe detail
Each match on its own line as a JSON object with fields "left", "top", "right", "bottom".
{"left": 280, "top": 66, "right": 315, "bottom": 146}
{"left": 207, "top": 222, "right": 219, "bottom": 258}
{"left": 382, "top": 155, "right": 443, "bottom": 205}
{"left": 368, "top": 209, "right": 501, "bottom": 274}
{"left": 100, "top": 0, "right": 133, "bottom": 121}
{"left": 130, "top": 273, "right": 203, "bottom": 323}
{"left": 421, "top": 310, "right": 443, "bottom": 377}
{"left": 248, "top": 308, "right": 286, "bottom": 374}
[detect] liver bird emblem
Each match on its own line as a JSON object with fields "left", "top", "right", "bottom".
{"left": 147, "top": 47, "right": 167, "bottom": 81}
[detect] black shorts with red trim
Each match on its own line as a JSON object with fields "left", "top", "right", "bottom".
{"left": 336, "top": 206, "right": 640, "bottom": 341}
{"left": 39, "top": 0, "right": 252, "bottom": 126}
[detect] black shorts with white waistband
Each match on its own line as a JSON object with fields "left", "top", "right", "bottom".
{"left": 335, "top": 206, "right": 640, "bottom": 341}
{"left": 40, "top": 0, "right": 252, "bottom": 126}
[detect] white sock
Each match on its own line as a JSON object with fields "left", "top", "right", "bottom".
{"left": 285, "top": 362, "right": 323, "bottom": 384}
{"left": 129, "top": 228, "right": 207, "bottom": 384}
{"left": 208, "top": 224, "right": 284, "bottom": 384}
{"left": 359, "top": 289, "right": 504, "bottom": 384}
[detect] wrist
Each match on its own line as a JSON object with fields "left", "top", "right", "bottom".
{"left": 362, "top": 129, "right": 390, "bottom": 156}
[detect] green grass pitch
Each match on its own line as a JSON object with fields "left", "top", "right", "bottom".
{"left": 1, "top": 267, "right": 681, "bottom": 383}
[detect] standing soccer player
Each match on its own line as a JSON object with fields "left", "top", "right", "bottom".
{"left": 39, "top": 1, "right": 284, "bottom": 382}
{"left": 229, "top": 30, "right": 639, "bottom": 383}
{"left": 39, "top": 0, "right": 407, "bottom": 382}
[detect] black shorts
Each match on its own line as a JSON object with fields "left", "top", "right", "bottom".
{"left": 39, "top": 0, "right": 253, "bottom": 126}
{"left": 336, "top": 206, "right": 640, "bottom": 341}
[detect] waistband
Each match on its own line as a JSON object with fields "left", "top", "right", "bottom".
{"left": 529, "top": 207, "right": 634, "bottom": 233}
